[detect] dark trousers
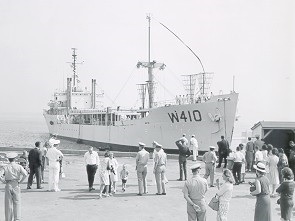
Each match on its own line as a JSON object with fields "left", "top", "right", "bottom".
{"left": 28, "top": 164, "right": 41, "bottom": 188}
{"left": 232, "top": 162, "right": 242, "bottom": 184}
{"left": 179, "top": 160, "right": 187, "bottom": 180}
{"left": 218, "top": 153, "right": 228, "bottom": 167}
{"left": 41, "top": 156, "right": 46, "bottom": 181}
{"left": 86, "top": 164, "right": 97, "bottom": 188}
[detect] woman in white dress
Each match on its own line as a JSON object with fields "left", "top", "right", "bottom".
{"left": 216, "top": 169, "right": 234, "bottom": 221}
{"left": 267, "top": 148, "right": 280, "bottom": 197}
{"left": 109, "top": 152, "right": 118, "bottom": 193}
{"left": 98, "top": 152, "right": 111, "bottom": 198}
{"left": 239, "top": 144, "right": 246, "bottom": 183}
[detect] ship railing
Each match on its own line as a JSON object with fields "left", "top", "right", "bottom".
{"left": 69, "top": 109, "right": 106, "bottom": 114}
{"left": 152, "top": 99, "right": 176, "bottom": 107}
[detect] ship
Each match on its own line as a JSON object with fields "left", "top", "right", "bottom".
{"left": 43, "top": 16, "right": 239, "bottom": 154}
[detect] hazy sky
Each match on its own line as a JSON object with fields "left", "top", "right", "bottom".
{"left": 0, "top": 0, "right": 294, "bottom": 130}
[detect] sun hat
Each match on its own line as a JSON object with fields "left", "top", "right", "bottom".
{"left": 209, "top": 146, "right": 216, "bottom": 149}
{"left": 253, "top": 162, "right": 266, "bottom": 173}
{"left": 192, "top": 134, "right": 195, "bottom": 137}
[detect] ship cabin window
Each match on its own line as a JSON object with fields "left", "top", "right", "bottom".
{"left": 101, "top": 114, "right": 105, "bottom": 126}
{"left": 84, "top": 114, "right": 91, "bottom": 124}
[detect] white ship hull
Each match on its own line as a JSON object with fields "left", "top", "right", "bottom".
{"left": 44, "top": 93, "right": 238, "bottom": 153}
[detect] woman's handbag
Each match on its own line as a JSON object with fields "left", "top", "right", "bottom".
{"left": 208, "top": 195, "right": 219, "bottom": 211}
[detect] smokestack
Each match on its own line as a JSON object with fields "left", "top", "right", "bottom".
{"left": 91, "top": 79, "right": 96, "bottom": 109}
{"left": 67, "top": 78, "right": 72, "bottom": 109}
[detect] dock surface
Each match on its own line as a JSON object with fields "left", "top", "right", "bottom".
{"left": 0, "top": 154, "right": 285, "bottom": 221}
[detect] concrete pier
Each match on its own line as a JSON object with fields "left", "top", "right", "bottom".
{"left": 0, "top": 153, "right": 284, "bottom": 221}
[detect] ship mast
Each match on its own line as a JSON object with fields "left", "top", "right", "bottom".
{"left": 137, "top": 15, "right": 165, "bottom": 109}
{"left": 68, "top": 48, "right": 83, "bottom": 92}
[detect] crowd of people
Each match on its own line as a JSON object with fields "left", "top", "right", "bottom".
{"left": 212, "top": 135, "right": 295, "bottom": 221}
{"left": 1, "top": 133, "right": 295, "bottom": 221}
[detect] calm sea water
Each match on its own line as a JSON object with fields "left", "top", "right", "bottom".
{"left": 0, "top": 113, "right": 90, "bottom": 150}
{"left": 0, "top": 113, "right": 49, "bottom": 148}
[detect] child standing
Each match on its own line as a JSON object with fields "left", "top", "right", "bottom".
{"left": 120, "top": 164, "right": 129, "bottom": 192}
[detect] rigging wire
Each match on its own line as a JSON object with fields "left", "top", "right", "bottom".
{"left": 153, "top": 71, "right": 176, "bottom": 98}
{"left": 112, "top": 66, "right": 137, "bottom": 105}
{"left": 153, "top": 17, "right": 206, "bottom": 74}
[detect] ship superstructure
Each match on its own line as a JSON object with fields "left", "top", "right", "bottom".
{"left": 44, "top": 17, "right": 238, "bottom": 153}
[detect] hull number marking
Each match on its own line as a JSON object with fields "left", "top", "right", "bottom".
{"left": 168, "top": 110, "right": 202, "bottom": 123}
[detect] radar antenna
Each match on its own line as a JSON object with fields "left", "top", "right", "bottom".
{"left": 67, "top": 48, "right": 84, "bottom": 92}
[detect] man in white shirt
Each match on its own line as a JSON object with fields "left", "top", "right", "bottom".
{"left": 183, "top": 163, "right": 208, "bottom": 221}
{"left": 135, "top": 142, "right": 149, "bottom": 196}
{"left": 0, "top": 152, "right": 28, "bottom": 221}
{"left": 84, "top": 146, "right": 99, "bottom": 191}
{"left": 46, "top": 139, "right": 63, "bottom": 192}
{"left": 202, "top": 146, "right": 218, "bottom": 187}
{"left": 181, "top": 133, "right": 189, "bottom": 146}
{"left": 153, "top": 143, "right": 167, "bottom": 195}
{"left": 254, "top": 146, "right": 263, "bottom": 165}
{"left": 190, "top": 135, "right": 199, "bottom": 161}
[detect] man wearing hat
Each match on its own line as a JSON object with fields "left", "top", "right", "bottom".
{"left": 183, "top": 163, "right": 208, "bottom": 221}
{"left": 202, "top": 146, "right": 218, "bottom": 187}
{"left": 153, "top": 143, "right": 167, "bottom": 195}
{"left": 135, "top": 142, "right": 149, "bottom": 195}
{"left": 190, "top": 135, "right": 198, "bottom": 161}
{"left": 46, "top": 139, "right": 63, "bottom": 192}
{"left": 0, "top": 152, "right": 28, "bottom": 221}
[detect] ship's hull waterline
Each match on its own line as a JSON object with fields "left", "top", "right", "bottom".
{"left": 44, "top": 93, "right": 238, "bottom": 153}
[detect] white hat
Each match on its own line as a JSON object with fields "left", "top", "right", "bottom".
{"left": 253, "top": 162, "right": 266, "bottom": 173}
{"left": 155, "top": 143, "right": 162, "bottom": 148}
{"left": 191, "top": 134, "right": 195, "bottom": 137}
{"left": 153, "top": 141, "right": 159, "bottom": 146}
{"left": 190, "top": 163, "right": 201, "bottom": 170}
{"left": 183, "top": 133, "right": 186, "bottom": 136}
{"left": 209, "top": 146, "right": 216, "bottom": 149}
{"left": 6, "top": 152, "right": 18, "bottom": 159}
{"left": 49, "top": 139, "right": 60, "bottom": 146}
{"left": 138, "top": 142, "right": 145, "bottom": 147}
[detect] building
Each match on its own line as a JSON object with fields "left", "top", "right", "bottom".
{"left": 251, "top": 121, "right": 295, "bottom": 148}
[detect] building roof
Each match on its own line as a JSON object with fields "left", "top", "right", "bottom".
{"left": 251, "top": 121, "right": 295, "bottom": 130}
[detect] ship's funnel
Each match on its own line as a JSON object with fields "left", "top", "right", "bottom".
{"left": 91, "top": 79, "right": 96, "bottom": 109}
{"left": 67, "top": 78, "right": 72, "bottom": 109}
